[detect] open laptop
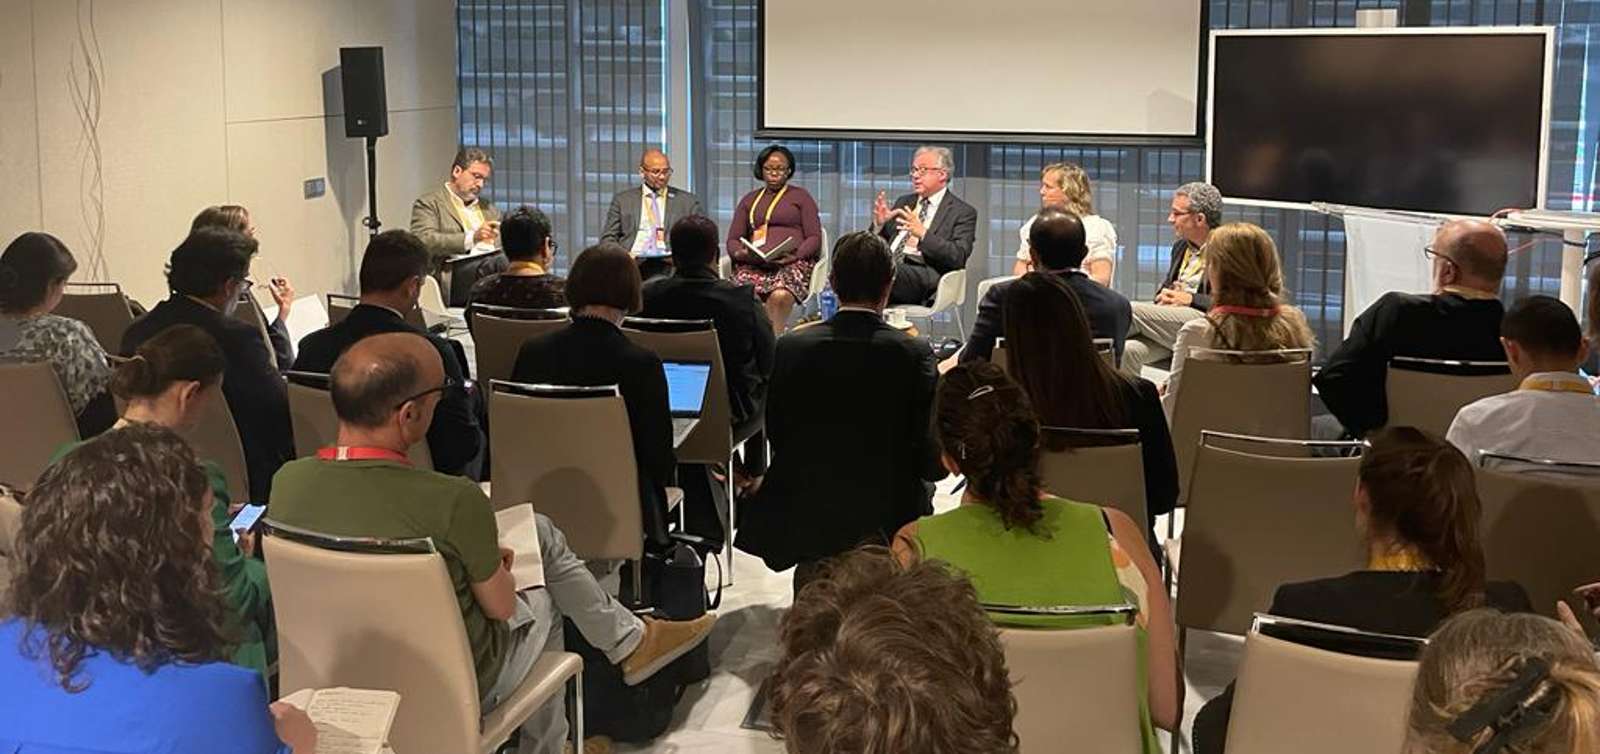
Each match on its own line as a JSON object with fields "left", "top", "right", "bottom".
{"left": 664, "top": 360, "right": 712, "bottom": 447}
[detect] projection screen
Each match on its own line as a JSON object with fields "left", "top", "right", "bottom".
{"left": 759, "top": 0, "right": 1206, "bottom": 142}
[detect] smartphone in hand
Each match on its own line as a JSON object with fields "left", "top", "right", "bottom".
{"left": 230, "top": 503, "right": 267, "bottom": 543}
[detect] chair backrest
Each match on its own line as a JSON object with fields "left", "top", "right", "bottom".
{"left": 0, "top": 360, "right": 81, "bottom": 490}
{"left": 420, "top": 275, "right": 449, "bottom": 315}
{"left": 179, "top": 397, "right": 250, "bottom": 503}
{"left": 1383, "top": 356, "right": 1516, "bottom": 436}
{"left": 986, "top": 604, "right": 1143, "bottom": 754}
{"left": 262, "top": 523, "right": 482, "bottom": 754}
{"left": 1477, "top": 467, "right": 1600, "bottom": 627}
{"left": 231, "top": 292, "right": 280, "bottom": 370}
{"left": 1168, "top": 348, "right": 1313, "bottom": 503}
{"left": 284, "top": 372, "right": 433, "bottom": 469}
{"left": 1176, "top": 433, "right": 1366, "bottom": 636}
{"left": 621, "top": 319, "right": 731, "bottom": 463}
{"left": 933, "top": 268, "right": 968, "bottom": 311}
{"left": 326, "top": 293, "right": 357, "bottom": 327}
{"left": 488, "top": 381, "right": 643, "bottom": 562}
{"left": 1037, "top": 427, "right": 1147, "bottom": 527}
{"left": 55, "top": 282, "right": 135, "bottom": 353}
{"left": 1225, "top": 615, "right": 1420, "bottom": 754}
{"left": 975, "top": 274, "right": 1016, "bottom": 303}
{"left": 992, "top": 337, "right": 1114, "bottom": 374}
{"left": 470, "top": 308, "right": 568, "bottom": 385}
{"left": 0, "top": 491, "right": 22, "bottom": 612}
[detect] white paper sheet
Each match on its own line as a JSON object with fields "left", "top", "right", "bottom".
{"left": 256, "top": 293, "right": 330, "bottom": 352}
{"left": 495, "top": 503, "right": 546, "bottom": 590}
{"left": 278, "top": 687, "right": 400, "bottom": 754}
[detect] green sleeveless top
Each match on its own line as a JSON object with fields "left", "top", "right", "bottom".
{"left": 914, "top": 497, "right": 1159, "bottom": 754}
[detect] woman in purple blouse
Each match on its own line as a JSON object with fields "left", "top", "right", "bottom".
{"left": 726, "top": 145, "right": 822, "bottom": 331}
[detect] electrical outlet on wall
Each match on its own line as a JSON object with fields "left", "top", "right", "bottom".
{"left": 303, "top": 178, "right": 327, "bottom": 199}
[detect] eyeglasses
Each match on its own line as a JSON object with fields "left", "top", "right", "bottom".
{"left": 761, "top": 165, "right": 790, "bottom": 176}
{"left": 909, "top": 166, "right": 947, "bottom": 177}
{"left": 642, "top": 167, "right": 673, "bottom": 178}
{"left": 1168, "top": 208, "right": 1201, "bottom": 218}
{"left": 394, "top": 375, "right": 461, "bottom": 410}
{"left": 1422, "top": 245, "right": 1458, "bottom": 267}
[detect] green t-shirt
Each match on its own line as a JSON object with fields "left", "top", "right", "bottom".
{"left": 269, "top": 458, "right": 507, "bottom": 694}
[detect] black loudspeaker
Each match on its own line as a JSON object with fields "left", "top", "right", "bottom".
{"left": 340, "top": 47, "right": 389, "bottom": 138}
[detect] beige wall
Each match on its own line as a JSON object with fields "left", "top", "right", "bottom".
{"left": 0, "top": 0, "right": 458, "bottom": 308}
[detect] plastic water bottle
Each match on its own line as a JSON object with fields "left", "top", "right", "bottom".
{"left": 818, "top": 284, "right": 839, "bottom": 320}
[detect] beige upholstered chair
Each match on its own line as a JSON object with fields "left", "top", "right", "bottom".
{"left": 1168, "top": 348, "right": 1313, "bottom": 504}
{"left": 0, "top": 491, "right": 22, "bottom": 612}
{"left": 469, "top": 307, "right": 568, "bottom": 385}
{"left": 1383, "top": 356, "right": 1516, "bottom": 436}
{"left": 177, "top": 397, "right": 251, "bottom": 504}
{"left": 1175, "top": 433, "right": 1366, "bottom": 639}
{"left": 55, "top": 282, "right": 135, "bottom": 353}
{"left": 1037, "top": 427, "right": 1147, "bottom": 527}
{"left": 1225, "top": 614, "right": 1422, "bottom": 754}
{"left": 230, "top": 293, "right": 281, "bottom": 370}
{"left": 488, "top": 381, "right": 647, "bottom": 595}
{"left": 987, "top": 603, "right": 1143, "bottom": 754}
{"left": 325, "top": 293, "right": 358, "bottom": 327}
{"left": 284, "top": 372, "right": 433, "bottom": 469}
{"left": 1477, "top": 462, "right": 1600, "bottom": 631}
{"left": 992, "top": 337, "right": 1115, "bottom": 374}
{"left": 0, "top": 360, "right": 80, "bottom": 490}
{"left": 263, "top": 522, "right": 583, "bottom": 754}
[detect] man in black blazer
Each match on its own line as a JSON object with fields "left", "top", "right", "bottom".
{"left": 511, "top": 244, "right": 675, "bottom": 545}
{"left": 601, "top": 149, "right": 704, "bottom": 280}
{"left": 293, "top": 230, "right": 484, "bottom": 479}
{"left": 959, "top": 207, "right": 1131, "bottom": 364}
{"left": 1313, "top": 219, "right": 1510, "bottom": 438}
{"left": 122, "top": 227, "right": 293, "bottom": 503}
{"left": 872, "top": 146, "right": 979, "bottom": 306}
{"left": 735, "top": 231, "right": 946, "bottom": 591}
{"left": 1121, "top": 181, "right": 1222, "bottom": 376}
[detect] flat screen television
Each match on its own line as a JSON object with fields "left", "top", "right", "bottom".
{"left": 1207, "top": 28, "right": 1552, "bottom": 216}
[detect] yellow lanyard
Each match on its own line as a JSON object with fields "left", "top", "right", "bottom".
{"left": 748, "top": 185, "right": 789, "bottom": 230}
{"left": 1519, "top": 374, "right": 1594, "bottom": 395}
{"left": 506, "top": 261, "right": 546, "bottom": 275}
{"left": 1369, "top": 550, "right": 1433, "bottom": 572}
{"left": 1178, "top": 244, "right": 1205, "bottom": 281}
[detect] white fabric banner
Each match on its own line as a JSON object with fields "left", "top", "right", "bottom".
{"left": 1341, "top": 213, "right": 1439, "bottom": 335}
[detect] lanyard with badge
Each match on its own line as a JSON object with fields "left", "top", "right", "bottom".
{"left": 748, "top": 185, "right": 789, "bottom": 246}
{"left": 643, "top": 189, "right": 667, "bottom": 249}
{"left": 316, "top": 446, "right": 413, "bottom": 465}
{"left": 1519, "top": 375, "right": 1595, "bottom": 395}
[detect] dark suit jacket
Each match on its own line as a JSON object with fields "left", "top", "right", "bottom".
{"left": 510, "top": 317, "right": 675, "bottom": 543}
{"left": 1192, "top": 571, "right": 1532, "bottom": 754}
{"left": 736, "top": 311, "right": 945, "bottom": 570}
{"left": 640, "top": 267, "right": 776, "bottom": 427}
{"left": 1312, "top": 292, "right": 1506, "bottom": 438}
{"left": 1115, "top": 377, "right": 1179, "bottom": 522}
{"left": 292, "top": 304, "right": 483, "bottom": 478}
{"left": 1158, "top": 238, "right": 1213, "bottom": 311}
{"left": 122, "top": 296, "right": 293, "bottom": 503}
{"left": 960, "top": 268, "right": 1131, "bottom": 364}
{"left": 600, "top": 185, "right": 704, "bottom": 248}
{"left": 877, "top": 190, "right": 978, "bottom": 305}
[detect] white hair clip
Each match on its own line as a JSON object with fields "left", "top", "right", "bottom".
{"left": 966, "top": 385, "right": 996, "bottom": 401}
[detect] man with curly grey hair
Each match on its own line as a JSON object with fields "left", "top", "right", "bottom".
{"left": 1121, "top": 181, "right": 1224, "bottom": 377}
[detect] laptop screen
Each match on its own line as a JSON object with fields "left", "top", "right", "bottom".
{"left": 663, "top": 361, "right": 712, "bottom": 417}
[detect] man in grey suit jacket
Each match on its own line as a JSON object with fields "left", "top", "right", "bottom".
{"left": 601, "top": 149, "right": 703, "bottom": 278}
{"left": 871, "top": 145, "right": 978, "bottom": 306}
{"left": 411, "top": 147, "right": 509, "bottom": 304}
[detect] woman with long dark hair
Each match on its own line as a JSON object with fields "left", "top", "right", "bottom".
{"left": 0, "top": 232, "right": 115, "bottom": 435}
{"left": 1003, "top": 272, "right": 1178, "bottom": 536}
{"left": 1192, "top": 427, "right": 1533, "bottom": 754}
{"left": 0, "top": 424, "right": 313, "bottom": 752}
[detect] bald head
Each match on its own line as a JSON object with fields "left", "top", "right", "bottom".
{"left": 1433, "top": 219, "right": 1508, "bottom": 292}
{"left": 330, "top": 332, "right": 444, "bottom": 429}
{"left": 640, "top": 149, "right": 672, "bottom": 191}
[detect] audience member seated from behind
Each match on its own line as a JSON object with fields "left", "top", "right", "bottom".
{"left": 268, "top": 332, "right": 714, "bottom": 754}
{"left": 1447, "top": 295, "right": 1599, "bottom": 467}
{"left": 190, "top": 204, "right": 296, "bottom": 369}
{"left": 1002, "top": 273, "right": 1178, "bottom": 546}
{"left": 893, "top": 363, "right": 1180, "bottom": 751}
{"left": 767, "top": 546, "right": 1019, "bottom": 754}
{"left": 52, "top": 325, "right": 274, "bottom": 678}
{"left": 0, "top": 425, "right": 316, "bottom": 754}
{"left": 640, "top": 214, "right": 777, "bottom": 543}
{"left": 467, "top": 205, "right": 567, "bottom": 313}
{"left": 511, "top": 243, "right": 676, "bottom": 546}
{"left": 294, "top": 230, "right": 484, "bottom": 479}
{"left": 1161, "top": 221, "right": 1316, "bottom": 416}
{"left": 958, "top": 206, "right": 1131, "bottom": 365}
{"left": 735, "top": 232, "right": 946, "bottom": 594}
{"left": 1404, "top": 609, "right": 1600, "bottom": 754}
{"left": 122, "top": 226, "right": 293, "bottom": 503}
{"left": 1011, "top": 162, "right": 1118, "bottom": 286}
{"left": 1121, "top": 181, "right": 1223, "bottom": 377}
{"left": 1314, "top": 219, "right": 1510, "bottom": 438}
{"left": 0, "top": 232, "right": 115, "bottom": 436}
{"left": 1191, "top": 426, "right": 1532, "bottom": 754}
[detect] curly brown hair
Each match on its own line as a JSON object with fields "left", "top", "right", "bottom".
{"left": 8, "top": 424, "right": 233, "bottom": 691}
{"left": 769, "top": 546, "right": 1019, "bottom": 754}
{"left": 936, "top": 362, "right": 1046, "bottom": 533}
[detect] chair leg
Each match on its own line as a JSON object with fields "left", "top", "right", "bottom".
{"left": 953, "top": 307, "right": 965, "bottom": 340}
{"left": 632, "top": 558, "right": 644, "bottom": 609}
{"left": 569, "top": 671, "right": 584, "bottom": 752}
{"left": 725, "top": 452, "right": 737, "bottom": 588}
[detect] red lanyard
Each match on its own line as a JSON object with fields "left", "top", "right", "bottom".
{"left": 316, "top": 446, "right": 412, "bottom": 465}
{"left": 1211, "top": 304, "right": 1280, "bottom": 318}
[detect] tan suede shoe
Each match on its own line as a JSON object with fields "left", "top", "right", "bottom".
{"left": 619, "top": 613, "right": 716, "bottom": 686}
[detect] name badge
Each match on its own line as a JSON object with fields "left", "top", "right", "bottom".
{"left": 751, "top": 225, "right": 768, "bottom": 246}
